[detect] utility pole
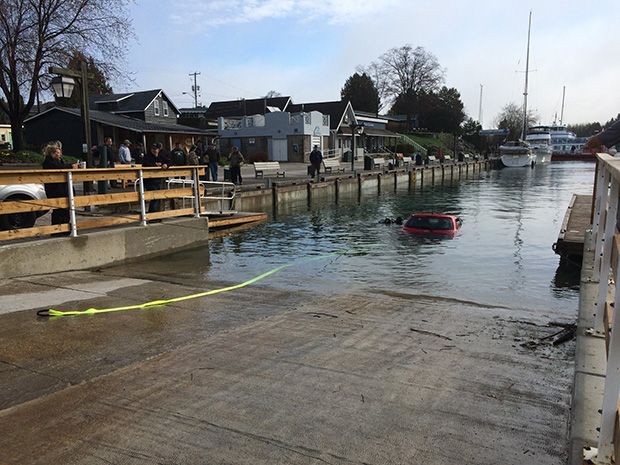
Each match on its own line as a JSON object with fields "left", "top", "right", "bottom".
{"left": 478, "top": 84, "right": 484, "bottom": 127}
{"left": 189, "top": 71, "right": 201, "bottom": 108}
{"left": 560, "top": 86, "right": 566, "bottom": 125}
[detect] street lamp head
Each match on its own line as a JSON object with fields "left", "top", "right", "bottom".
{"left": 51, "top": 75, "right": 76, "bottom": 99}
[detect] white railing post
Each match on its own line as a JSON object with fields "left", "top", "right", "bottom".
{"left": 594, "top": 253, "right": 620, "bottom": 464}
{"left": 192, "top": 168, "right": 201, "bottom": 218}
{"left": 594, "top": 169, "right": 611, "bottom": 282}
{"left": 66, "top": 171, "right": 77, "bottom": 237}
{"left": 137, "top": 170, "right": 147, "bottom": 226}
{"left": 592, "top": 164, "right": 607, "bottom": 252}
{"left": 596, "top": 182, "right": 620, "bottom": 331}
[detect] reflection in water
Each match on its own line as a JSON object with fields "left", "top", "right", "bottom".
{"left": 134, "top": 162, "right": 595, "bottom": 314}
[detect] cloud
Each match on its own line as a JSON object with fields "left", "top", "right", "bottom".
{"left": 170, "top": 0, "right": 400, "bottom": 27}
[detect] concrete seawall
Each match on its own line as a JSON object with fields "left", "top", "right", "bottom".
{"left": 0, "top": 217, "right": 209, "bottom": 279}
{"left": 229, "top": 161, "right": 490, "bottom": 212}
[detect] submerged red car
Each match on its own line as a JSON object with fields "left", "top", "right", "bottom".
{"left": 402, "top": 213, "right": 462, "bottom": 235}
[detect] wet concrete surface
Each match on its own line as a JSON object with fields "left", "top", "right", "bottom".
{"left": 0, "top": 264, "right": 574, "bottom": 465}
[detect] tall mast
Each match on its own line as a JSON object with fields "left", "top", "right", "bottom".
{"left": 560, "top": 85, "right": 566, "bottom": 125}
{"left": 521, "top": 10, "right": 532, "bottom": 140}
{"left": 478, "top": 84, "right": 483, "bottom": 128}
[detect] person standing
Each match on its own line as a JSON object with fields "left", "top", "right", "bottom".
{"left": 41, "top": 142, "right": 78, "bottom": 228}
{"left": 309, "top": 145, "right": 323, "bottom": 179}
{"left": 142, "top": 143, "right": 168, "bottom": 213}
{"left": 131, "top": 142, "right": 145, "bottom": 165}
{"left": 195, "top": 139, "right": 209, "bottom": 181}
{"left": 206, "top": 143, "right": 220, "bottom": 181}
{"left": 98, "top": 136, "right": 116, "bottom": 191}
{"left": 170, "top": 141, "right": 187, "bottom": 166}
{"left": 228, "top": 146, "right": 244, "bottom": 185}
{"left": 118, "top": 140, "right": 132, "bottom": 165}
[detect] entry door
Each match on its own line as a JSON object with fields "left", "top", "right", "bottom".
{"left": 311, "top": 136, "right": 322, "bottom": 150}
{"left": 271, "top": 138, "right": 288, "bottom": 161}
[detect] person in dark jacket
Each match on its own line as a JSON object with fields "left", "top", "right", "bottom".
{"left": 142, "top": 143, "right": 168, "bottom": 213}
{"left": 309, "top": 145, "right": 323, "bottom": 179}
{"left": 586, "top": 118, "right": 620, "bottom": 151}
{"left": 170, "top": 142, "right": 187, "bottom": 166}
{"left": 228, "top": 146, "right": 244, "bottom": 184}
{"left": 41, "top": 142, "right": 78, "bottom": 227}
{"left": 205, "top": 143, "right": 220, "bottom": 181}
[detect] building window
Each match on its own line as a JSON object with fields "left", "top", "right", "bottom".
{"left": 154, "top": 99, "right": 160, "bottom": 116}
{"left": 163, "top": 101, "right": 169, "bottom": 117}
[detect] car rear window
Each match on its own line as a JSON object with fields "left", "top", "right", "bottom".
{"left": 405, "top": 216, "right": 453, "bottom": 230}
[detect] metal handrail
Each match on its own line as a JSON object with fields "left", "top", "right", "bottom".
{"left": 165, "top": 178, "right": 237, "bottom": 215}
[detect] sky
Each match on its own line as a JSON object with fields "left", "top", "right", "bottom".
{"left": 124, "top": 0, "right": 619, "bottom": 127}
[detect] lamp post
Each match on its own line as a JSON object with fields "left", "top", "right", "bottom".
{"left": 49, "top": 62, "right": 93, "bottom": 193}
{"left": 349, "top": 122, "right": 364, "bottom": 173}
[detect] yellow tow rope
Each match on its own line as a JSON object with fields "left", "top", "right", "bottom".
{"left": 37, "top": 253, "right": 340, "bottom": 318}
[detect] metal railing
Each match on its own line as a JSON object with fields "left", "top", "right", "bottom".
{"left": 584, "top": 153, "right": 620, "bottom": 464}
{"left": 398, "top": 134, "right": 428, "bottom": 156}
{"left": 0, "top": 166, "right": 207, "bottom": 240}
{"left": 165, "top": 179, "right": 236, "bottom": 215}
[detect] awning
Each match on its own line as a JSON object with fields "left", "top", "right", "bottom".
{"left": 339, "top": 127, "right": 400, "bottom": 137}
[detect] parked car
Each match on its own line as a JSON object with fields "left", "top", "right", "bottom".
{"left": 0, "top": 184, "right": 47, "bottom": 230}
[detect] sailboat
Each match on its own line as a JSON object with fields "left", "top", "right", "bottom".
{"left": 500, "top": 11, "right": 536, "bottom": 168}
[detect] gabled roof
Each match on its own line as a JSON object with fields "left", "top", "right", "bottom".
{"left": 205, "top": 96, "right": 291, "bottom": 118}
{"left": 90, "top": 89, "right": 180, "bottom": 116}
{"left": 25, "top": 107, "right": 208, "bottom": 135}
{"left": 287, "top": 100, "right": 352, "bottom": 130}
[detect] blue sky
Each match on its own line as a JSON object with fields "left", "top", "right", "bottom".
{"left": 125, "top": 0, "right": 619, "bottom": 126}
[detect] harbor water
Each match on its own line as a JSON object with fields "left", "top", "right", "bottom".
{"left": 134, "top": 162, "right": 595, "bottom": 316}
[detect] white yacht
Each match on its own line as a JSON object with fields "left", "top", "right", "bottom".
{"left": 528, "top": 125, "right": 591, "bottom": 160}
{"left": 525, "top": 129, "right": 552, "bottom": 163}
{"left": 499, "top": 140, "right": 536, "bottom": 167}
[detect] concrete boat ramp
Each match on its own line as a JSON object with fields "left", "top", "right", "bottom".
{"left": 0, "top": 264, "right": 573, "bottom": 464}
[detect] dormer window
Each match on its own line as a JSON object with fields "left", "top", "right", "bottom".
{"left": 163, "top": 101, "right": 169, "bottom": 117}
{"left": 154, "top": 99, "right": 160, "bottom": 116}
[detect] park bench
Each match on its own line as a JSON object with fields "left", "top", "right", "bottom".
{"left": 254, "top": 161, "right": 285, "bottom": 178}
{"left": 322, "top": 159, "right": 345, "bottom": 173}
{"left": 372, "top": 158, "right": 386, "bottom": 170}
{"left": 442, "top": 155, "right": 453, "bottom": 163}
{"left": 402, "top": 156, "right": 413, "bottom": 167}
{"left": 427, "top": 155, "right": 439, "bottom": 165}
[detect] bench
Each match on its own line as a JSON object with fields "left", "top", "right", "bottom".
{"left": 254, "top": 161, "right": 285, "bottom": 178}
{"left": 442, "top": 155, "right": 452, "bottom": 163}
{"left": 427, "top": 155, "right": 439, "bottom": 165}
{"left": 402, "top": 156, "right": 413, "bottom": 167}
{"left": 372, "top": 158, "right": 386, "bottom": 169}
{"left": 322, "top": 159, "right": 345, "bottom": 173}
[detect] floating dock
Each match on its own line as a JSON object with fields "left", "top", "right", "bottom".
{"left": 554, "top": 194, "right": 593, "bottom": 264}
{"left": 208, "top": 212, "right": 267, "bottom": 229}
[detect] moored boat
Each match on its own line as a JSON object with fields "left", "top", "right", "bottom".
{"left": 499, "top": 140, "right": 536, "bottom": 167}
{"left": 525, "top": 129, "right": 552, "bottom": 163}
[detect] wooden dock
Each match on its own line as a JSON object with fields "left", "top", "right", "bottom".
{"left": 553, "top": 194, "right": 592, "bottom": 263}
{"left": 208, "top": 212, "right": 267, "bottom": 230}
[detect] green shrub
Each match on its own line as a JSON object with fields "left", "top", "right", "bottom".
{"left": 0, "top": 150, "right": 78, "bottom": 164}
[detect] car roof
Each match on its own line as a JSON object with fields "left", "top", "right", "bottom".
{"left": 409, "top": 213, "right": 457, "bottom": 220}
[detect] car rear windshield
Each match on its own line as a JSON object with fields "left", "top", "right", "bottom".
{"left": 405, "top": 216, "right": 453, "bottom": 230}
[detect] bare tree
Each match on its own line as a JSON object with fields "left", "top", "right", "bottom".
{"left": 494, "top": 102, "right": 539, "bottom": 140}
{"left": 0, "top": 0, "right": 132, "bottom": 151}
{"left": 382, "top": 45, "right": 444, "bottom": 99}
{"left": 264, "top": 90, "right": 282, "bottom": 98}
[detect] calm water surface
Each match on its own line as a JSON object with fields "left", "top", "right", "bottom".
{"left": 154, "top": 162, "right": 595, "bottom": 314}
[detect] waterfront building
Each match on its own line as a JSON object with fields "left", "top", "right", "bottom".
{"left": 24, "top": 89, "right": 209, "bottom": 156}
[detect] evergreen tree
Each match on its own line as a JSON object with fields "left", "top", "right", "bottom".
{"left": 340, "top": 73, "right": 380, "bottom": 114}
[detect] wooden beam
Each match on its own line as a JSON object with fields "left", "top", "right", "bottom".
{"left": 0, "top": 224, "right": 69, "bottom": 240}
{"left": 0, "top": 197, "right": 68, "bottom": 214}
{"left": 209, "top": 213, "right": 267, "bottom": 229}
{"left": 143, "top": 188, "right": 194, "bottom": 201}
{"left": 605, "top": 301, "right": 614, "bottom": 357}
{"left": 147, "top": 208, "right": 196, "bottom": 220}
{"left": 78, "top": 215, "right": 140, "bottom": 230}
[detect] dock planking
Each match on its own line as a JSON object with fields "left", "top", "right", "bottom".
{"left": 208, "top": 212, "right": 267, "bottom": 229}
{"left": 554, "top": 194, "right": 593, "bottom": 263}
